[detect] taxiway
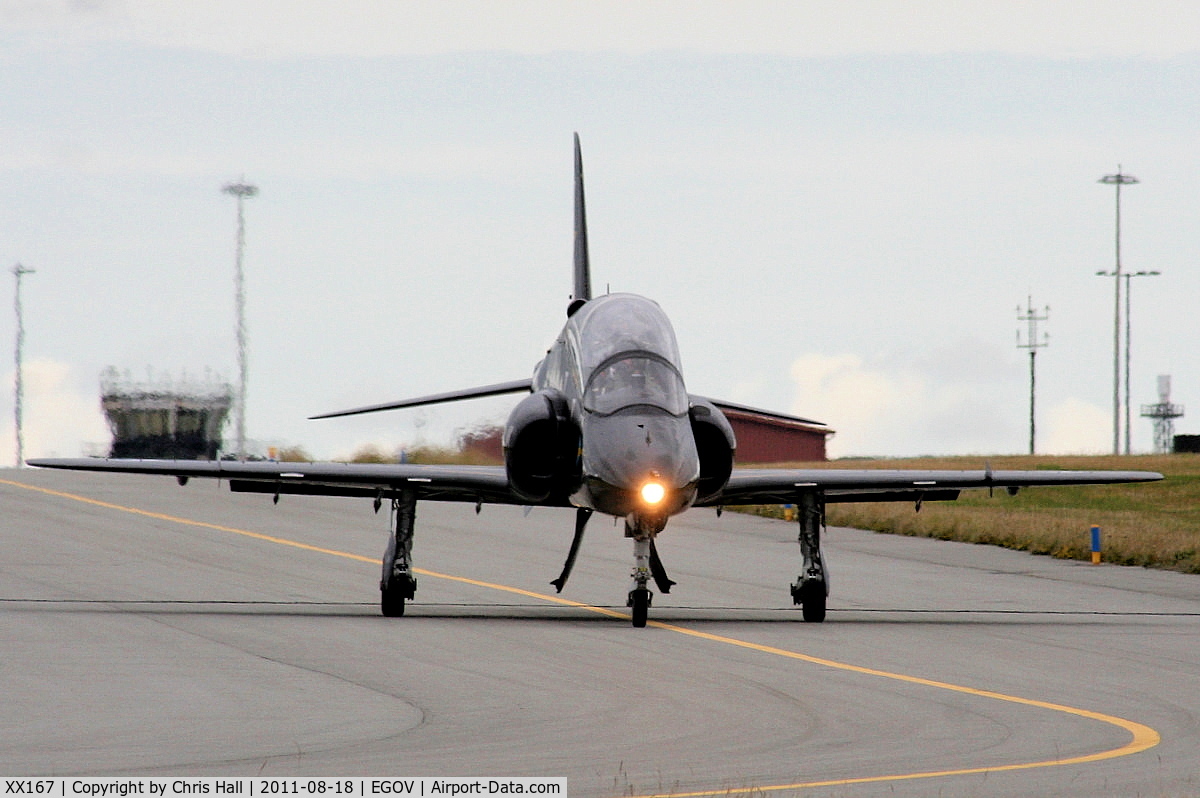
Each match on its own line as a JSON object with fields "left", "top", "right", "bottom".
{"left": 2, "top": 469, "right": 1198, "bottom": 796}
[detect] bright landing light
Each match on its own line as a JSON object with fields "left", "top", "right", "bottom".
{"left": 640, "top": 481, "right": 666, "bottom": 505}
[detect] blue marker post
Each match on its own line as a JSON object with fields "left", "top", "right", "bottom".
{"left": 1090, "top": 525, "right": 1102, "bottom": 564}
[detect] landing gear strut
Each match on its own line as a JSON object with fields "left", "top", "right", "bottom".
{"left": 626, "top": 514, "right": 668, "bottom": 628}
{"left": 789, "top": 491, "right": 829, "bottom": 623}
{"left": 381, "top": 490, "right": 418, "bottom": 617}
{"left": 628, "top": 537, "right": 652, "bottom": 628}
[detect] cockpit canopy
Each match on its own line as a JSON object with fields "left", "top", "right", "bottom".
{"left": 583, "top": 354, "right": 688, "bottom": 416}
{"left": 570, "top": 294, "right": 689, "bottom": 416}
{"left": 572, "top": 294, "right": 683, "bottom": 375}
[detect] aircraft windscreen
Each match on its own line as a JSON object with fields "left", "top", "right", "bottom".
{"left": 574, "top": 294, "right": 682, "bottom": 374}
{"left": 583, "top": 356, "right": 689, "bottom": 416}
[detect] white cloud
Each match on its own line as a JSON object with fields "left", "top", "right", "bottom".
{"left": 259, "top": 140, "right": 542, "bottom": 183}
{"left": 7, "top": 1, "right": 1200, "bottom": 59}
{"left": 790, "top": 352, "right": 926, "bottom": 458}
{"left": 789, "top": 351, "right": 1118, "bottom": 458}
{"left": 0, "top": 358, "right": 109, "bottom": 466}
{"left": 788, "top": 351, "right": 1029, "bottom": 458}
{"left": 0, "top": 133, "right": 210, "bottom": 177}
{"left": 1040, "top": 397, "right": 1111, "bottom": 455}
{"left": 0, "top": 132, "right": 539, "bottom": 182}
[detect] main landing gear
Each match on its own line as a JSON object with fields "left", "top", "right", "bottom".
{"left": 381, "top": 490, "right": 418, "bottom": 617}
{"left": 789, "top": 491, "right": 829, "bottom": 623}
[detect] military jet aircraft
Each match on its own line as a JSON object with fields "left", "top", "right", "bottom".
{"left": 30, "top": 135, "right": 1162, "bottom": 627}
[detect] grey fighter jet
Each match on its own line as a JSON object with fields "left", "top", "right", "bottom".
{"left": 29, "top": 135, "right": 1162, "bottom": 627}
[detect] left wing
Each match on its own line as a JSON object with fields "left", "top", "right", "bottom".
{"left": 708, "top": 466, "right": 1163, "bottom": 506}
{"left": 24, "top": 457, "right": 554, "bottom": 506}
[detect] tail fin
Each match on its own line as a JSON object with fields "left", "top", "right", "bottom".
{"left": 569, "top": 132, "right": 591, "bottom": 316}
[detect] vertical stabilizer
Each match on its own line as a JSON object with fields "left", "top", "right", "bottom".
{"left": 570, "top": 132, "right": 592, "bottom": 315}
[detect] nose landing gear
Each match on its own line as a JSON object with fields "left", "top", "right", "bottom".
{"left": 628, "top": 537, "right": 653, "bottom": 627}
{"left": 625, "top": 513, "right": 670, "bottom": 628}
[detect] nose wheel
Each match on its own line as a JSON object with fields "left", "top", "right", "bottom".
{"left": 628, "top": 587, "right": 651, "bottom": 627}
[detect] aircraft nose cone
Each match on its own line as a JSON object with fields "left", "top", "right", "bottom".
{"left": 580, "top": 411, "right": 699, "bottom": 516}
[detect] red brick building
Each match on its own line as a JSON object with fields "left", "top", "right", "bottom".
{"left": 721, "top": 407, "right": 832, "bottom": 464}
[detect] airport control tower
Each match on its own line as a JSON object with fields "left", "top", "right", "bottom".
{"left": 100, "top": 367, "right": 233, "bottom": 460}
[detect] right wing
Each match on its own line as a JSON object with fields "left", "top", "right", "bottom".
{"left": 30, "top": 380, "right": 542, "bottom": 504}
{"left": 24, "top": 457, "right": 557, "bottom": 506}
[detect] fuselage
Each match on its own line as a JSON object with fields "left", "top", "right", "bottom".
{"left": 533, "top": 293, "right": 701, "bottom": 529}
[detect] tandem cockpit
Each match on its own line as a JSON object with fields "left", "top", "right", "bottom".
{"left": 567, "top": 293, "right": 689, "bottom": 416}
{"left": 584, "top": 355, "right": 688, "bottom": 416}
{"left": 538, "top": 293, "right": 702, "bottom": 524}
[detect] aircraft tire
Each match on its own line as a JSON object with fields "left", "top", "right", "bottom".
{"left": 630, "top": 589, "right": 650, "bottom": 628}
{"left": 799, "top": 581, "right": 826, "bottom": 623}
{"left": 381, "top": 588, "right": 406, "bottom": 618}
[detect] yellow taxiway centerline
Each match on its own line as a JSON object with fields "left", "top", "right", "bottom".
{"left": 3, "top": 477, "right": 1161, "bottom": 795}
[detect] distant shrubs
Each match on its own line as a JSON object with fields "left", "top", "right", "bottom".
{"left": 275, "top": 445, "right": 313, "bottom": 462}
{"left": 741, "top": 454, "right": 1200, "bottom": 575}
{"left": 349, "top": 444, "right": 394, "bottom": 463}
{"left": 344, "top": 441, "right": 500, "bottom": 465}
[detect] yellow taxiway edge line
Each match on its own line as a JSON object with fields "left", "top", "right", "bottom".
{"left": 627, "top": 619, "right": 1159, "bottom": 797}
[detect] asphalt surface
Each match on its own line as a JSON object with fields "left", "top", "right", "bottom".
{"left": 2, "top": 468, "right": 1199, "bottom": 797}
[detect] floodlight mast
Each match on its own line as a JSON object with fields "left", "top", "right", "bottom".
{"left": 1016, "top": 295, "right": 1049, "bottom": 455}
{"left": 1123, "top": 270, "right": 1160, "bottom": 454}
{"left": 223, "top": 179, "right": 258, "bottom": 461}
{"left": 12, "top": 263, "right": 35, "bottom": 468}
{"left": 1097, "top": 167, "right": 1138, "bottom": 455}
{"left": 1096, "top": 266, "right": 1159, "bottom": 454}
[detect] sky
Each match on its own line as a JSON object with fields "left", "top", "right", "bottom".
{"left": 3, "top": 1, "right": 1200, "bottom": 464}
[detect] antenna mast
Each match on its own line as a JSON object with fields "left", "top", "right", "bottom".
{"left": 1016, "top": 295, "right": 1049, "bottom": 455}
{"left": 1140, "top": 375, "right": 1184, "bottom": 454}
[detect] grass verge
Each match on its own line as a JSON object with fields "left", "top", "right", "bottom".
{"left": 739, "top": 454, "right": 1200, "bottom": 575}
